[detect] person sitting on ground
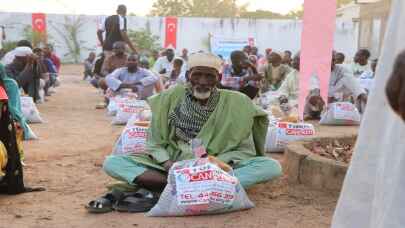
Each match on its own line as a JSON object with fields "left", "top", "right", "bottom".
{"left": 0, "top": 80, "right": 44, "bottom": 194}
{"left": 277, "top": 52, "right": 324, "bottom": 120}
{"left": 330, "top": 53, "right": 368, "bottom": 113}
{"left": 281, "top": 50, "right": 293, "bottom": 66}
{"left": 83, "top": 52, "right": 96, "bottom": 81}
{"left": 33, "top": 48, "right": 57, "bottom": 97}
{"left": 5, "top": 47, "right": 47, "bottom": 103}
{"left": 87, "top": 53, "right": 282, "bottom": 213}
{"left": 334, "top": 52, "right": 345, "bottom": 65}
{"left": 350, "top": 49, "right": 371, "bottom": 78}
{"left": 180, "top": 48, "right": 189, "bottom": 62}
{"left": 221, "top": 50, "right": 263, "bottom": 99}
{"left": 98, "top": 41, "right": 128, "bottom": 94}
{"left": 164, "top": 58, "right": 186, "bottom": 89}
{"left": 105, "top": 54, "right": 159, "bottom": 100}
{"left": 260, "top": 51, "right": 291, "bottom": 92}
{"left": 359, "top": 58, "right": 378, "bottom": 94}
{"left": 251, "top": 46, "right": 263, "bottom": 59}
{"left": 0, "top": 64, "right": 33, "bottom": 140}
{"left": 153, "top": 49, "right": 185, "bottom": 81}
{"left": 90, "top": 53, "right": 105, "bottom": 89}
{"left": 43, "top": 44, "right": 61, "bottom": 74}
{"left": 243, "top": 45, "right": 252, "bottom": 56}
{"left": 1, "top": 40, "right": 32, "bottom": 66}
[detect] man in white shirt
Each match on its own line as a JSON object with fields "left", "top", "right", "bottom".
{"left": 106, "top": 54, "right": 159, "bottom": 99}
{"left": 153, "top": 49, "right": 186, "bottom": 80}
{"left": 350, "top": 49, "right": 371, "bottom": 78}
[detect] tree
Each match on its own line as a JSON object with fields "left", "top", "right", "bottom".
{"left": 150, "top": 0, "right": 247, "bottom": 18}
{"left": 49, "top": 16, "right": 89, "bottom": 63}
{"left": 127, "top": 28, "right": 160, "bottom": 54}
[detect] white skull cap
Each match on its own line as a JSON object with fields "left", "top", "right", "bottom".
{"left": 188, "top": 53, "right": 223, "bottom": 72}
{"left": 14, "top": 47, "right": 33, "bottom": 57}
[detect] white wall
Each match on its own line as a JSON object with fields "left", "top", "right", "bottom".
{"left": 0, "top": 12, "right": 359, "bottom": 63}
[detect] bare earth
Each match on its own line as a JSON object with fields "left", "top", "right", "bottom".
{"left": 0, "top": 65, "right": 354, "bottom": 228}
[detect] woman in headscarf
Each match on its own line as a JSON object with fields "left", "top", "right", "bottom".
{"left": 0, "top": 63, "right": 36, "bottom": 141}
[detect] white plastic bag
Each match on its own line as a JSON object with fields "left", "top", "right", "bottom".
{"left": 113, "top": 125, "right": 148, "bottom": 156}
{"left": 147, "top": 158, "right": 254, "bottom": 217}
{"left": 20, "top": 96, "right": 44, "bottom": 123}
{"left": 112, "top": 100, "right": 149, "bottom": 125}
{"left": 320, "top": 102, "right": 361, "bottom": 126}
{"left": 265, "top": 122, "right": 315, "bottom": 153}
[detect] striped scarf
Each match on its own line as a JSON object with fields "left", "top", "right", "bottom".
{"left": 169, "top": 88, "right": 220, "bottom": 143}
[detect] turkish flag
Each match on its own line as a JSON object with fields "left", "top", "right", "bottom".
{"left": 32, "top": 13, "right": 47, "bottom": 33}
{"left": 164, "top": 17, "right": 178, "bottom": 49}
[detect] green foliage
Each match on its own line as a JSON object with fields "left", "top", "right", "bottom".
{"left": 150, "top": 0, "right": 353, "bottom": 19}
{"left": 127, "top": 28, "right": 160, "bottom": 54}
{"left": 23, "top": 26, "right": 46, "bottom": 47}
{"left": 50, "top": 16, "right": 89, "bottom": 63}
{"left": 1, "top": 41, "right": 18, "bottom": 53}
{"left": 150, "top": 0, "right": 247, "bottom": 18}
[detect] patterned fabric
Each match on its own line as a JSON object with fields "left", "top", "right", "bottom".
{"left": 169, "top": 88, "right": 220, "bottom": 142}
{"left": 221, "top": 64, "right": 259, "bottom": 89}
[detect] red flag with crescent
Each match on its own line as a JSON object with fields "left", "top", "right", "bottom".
{"left": 164, "top": 17, "right": 178, "bottom": 49}
{"left": 32, "top": 13, "right": 47, "bottom": 33}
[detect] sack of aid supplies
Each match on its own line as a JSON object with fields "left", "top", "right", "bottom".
{"left": 112, "top": 100, "right": 149, "bottom": 125}
{"left": 147, "top": 158, "right": 254, "bottom": 217}
{"left": 320, "top": 102, "right": 361, "bottom": 126}
{"left": 266, "top": 122, "right": 315, "bottom": 153}
{"left": 20, "top": 96, "right": 44, "bottom": 123}
{"left": 113, "top": 125, "right": 148, "bottom": 156}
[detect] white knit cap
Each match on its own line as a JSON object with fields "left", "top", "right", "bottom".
{"left": 188, "top": 53, "right": 223, "bottom": 72}
{"left": 14, "top": 47, "right": 33, "bottom": 57}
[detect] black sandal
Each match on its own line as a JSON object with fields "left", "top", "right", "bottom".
{"left": 113, "top": 189, "right": 158, "bottom": 213}
{"left": 86, "top": 191, "right": 123, "bottom": 214}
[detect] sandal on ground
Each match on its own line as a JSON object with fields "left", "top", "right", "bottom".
{"left": 86, "top": 191, "right": 123, "bottom": 214}
{"left": 24, "top": 187, "right": 46, "bottom": 193}
{"left": 113, "top": 189, "right": 158, "bottom": 213}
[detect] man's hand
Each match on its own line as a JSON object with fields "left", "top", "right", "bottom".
{"left": 386, "top": 52, "right": 405, "bottom": 121}
{"left": 163, "top": 160, "right": 174, "bottom": 171}
{"left": 159, "top": 69, "right": 167, "bottom": 75}
{"left": 357, "top": 93, "right": 368, "bottom": 114}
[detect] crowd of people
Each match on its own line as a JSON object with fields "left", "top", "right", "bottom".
{"left": 0, "top": 3, "right": 387, "bottom": 222}
{"left": 0, "top": 39, "right": 60, "bottom": 194}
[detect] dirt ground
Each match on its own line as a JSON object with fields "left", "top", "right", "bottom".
{"left": 0, "top": 65, "right": 357, "bottom": 228}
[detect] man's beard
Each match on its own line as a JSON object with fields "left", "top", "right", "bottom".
{"left": 192, "top": 87, "right": 212, "bottom": 100}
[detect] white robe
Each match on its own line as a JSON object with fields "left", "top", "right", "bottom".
{"left": 331, "top": 1, "right": 405, "bottom": 227}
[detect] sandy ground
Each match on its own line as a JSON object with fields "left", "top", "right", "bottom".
{"left": 0, "top": 65, "right": 357, "bottom": 228}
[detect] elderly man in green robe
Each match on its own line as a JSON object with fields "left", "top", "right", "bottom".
{"left": 89, "top": 53, "right": 282, "bottom": 213}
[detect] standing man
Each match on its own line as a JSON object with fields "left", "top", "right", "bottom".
{"left": 97, "top": 4, "right": 137, "bottom": 67}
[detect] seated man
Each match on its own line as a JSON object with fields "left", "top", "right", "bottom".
{"left": 105, "top": 54, "right": 159, "bottom": 100}
{"left": 330, "top": 54, "right": 368, "bottom": 113}
{"left": 164, "top": 58, "right": 186, "bottom": 89}
{"left": 277, "top": 53, "right": 324, "bottom": 120}
{"left": 221, "top": 50, "right": 263, "bottom": 99}
{"left": 260, "top": 51, "right": 291, "bottom": 92}
{"left": 83, "top": 52, "right": 96, "bottom": 81}
{"left": 92, "top": 53, "right": 282, "bottom": 213}
{"left": 5, "top": 47, "right": 46, "bottom": 103}
{"left": 99, "top": 41, "right": 128, "bottom": 91}
{"left": 349, "top": 49, "right": 371, "bottom": 78}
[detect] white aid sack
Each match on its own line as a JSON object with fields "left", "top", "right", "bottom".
{"left": 266, "top": 122, "right": 315, "bottom": 153}
{"left": 113, "top": 125, "right": 148, "bottom": 156}
{"left": 20, "top": 96, "right": 44, "bottom": 123}
{"left": 320, "top": 102, "right": 361, "bottom": 126}
{"left": 112, "top": 100, "right": 149, "bottom": 125}
{"left": 147, "top": 158, "right": 254, "bottom": 217}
